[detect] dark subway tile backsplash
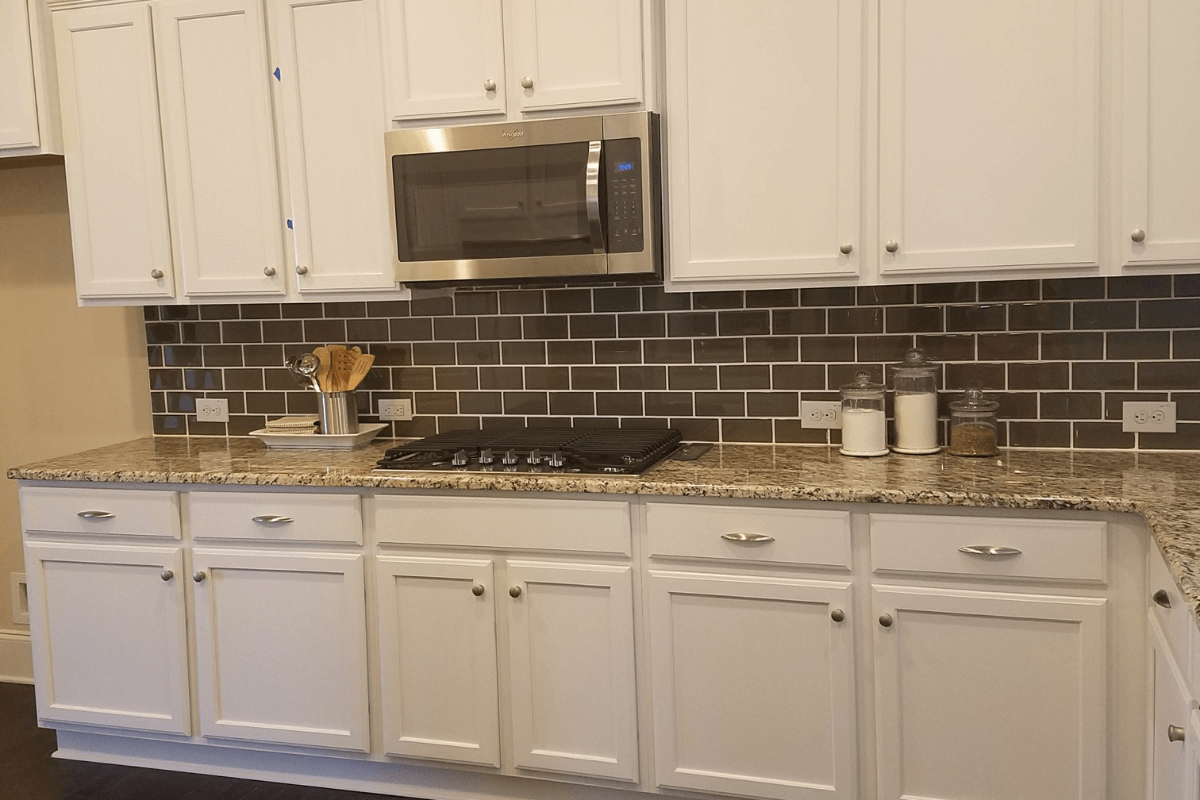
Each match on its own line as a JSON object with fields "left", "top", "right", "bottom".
{"left": 147, "top": 275, "right": 1200, "bottom": 449}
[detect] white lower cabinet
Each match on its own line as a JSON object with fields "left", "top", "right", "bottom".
{"left": 191, "top": 547, "right": 370, "bottom": 751}
{"left": 1150, "top": 616, "right": 1194, "bottom": 800}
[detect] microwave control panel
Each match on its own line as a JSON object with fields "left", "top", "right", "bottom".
{"left": 605, "top": 138, "right": 643, "bottom": 253}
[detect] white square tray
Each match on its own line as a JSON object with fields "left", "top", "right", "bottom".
{"left": 250, "top": 422, "right": 388, "bottom": 449}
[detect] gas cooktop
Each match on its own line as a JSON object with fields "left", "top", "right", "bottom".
{"left": 375, "top": 427, "right": 683, "bottom": 475}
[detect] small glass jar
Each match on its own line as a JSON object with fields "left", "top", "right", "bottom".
{"left": 840, "top": 371, "right": 888, "bottom": 457}
{"left": 948, "top": 388, "right": 1000, "bottom": 457}
{"left": 891, "top": 347, "right": 940, "bottom": 454}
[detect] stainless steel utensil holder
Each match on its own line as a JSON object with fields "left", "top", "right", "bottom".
{"left": 317, "top": 391, "right": 359, "bottom": 435}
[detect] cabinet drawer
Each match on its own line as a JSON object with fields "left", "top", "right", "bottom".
{"left": 20, "top": 486, "right": 180, "bottom": 539}
{"left": 1151, "top": 545, "right": 1192, "bottom": 674}
{"left": 645, "top": 502, "right": 851, "bottom": 568}
{"left": 870, "top": 513, "right": 1106, "bottom": 583}
{"left": 374, "top": 495, "right": 631, "bottom": 555}
{"left": 188, "top": 491, "right": 362, "bottom": 544}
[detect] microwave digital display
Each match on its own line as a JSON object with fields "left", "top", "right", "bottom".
{"left": 616, "top": 161, "right": 633, "bottom": 172}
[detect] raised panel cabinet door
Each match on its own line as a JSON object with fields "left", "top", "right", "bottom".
{"left": 153, "top": 0, "right": 286, "bottom": 297}
{"left": 191, "top": 548, "right": 370, "bottom": 751}
{"left": 647, "top": 571, "right": 857, "bottom": 800}
{"left": 381, "top": 0, "right": 506, "bottom": 120}
{"left": 878, "top": 0, "right": 1099, "bottom": 275}
{"left": 23, "top": 542, "right": 189, "bottom": 734}
{"left": 0, "top": 0, "right": 40, "bottom": 149}
{"left": 873, "top": 585, "right": 1107, "bottom": 800}
{"left": 375, "top": 555, "right": 501, "bottom": 766}
{"left": 505, "top": 560, "right": 638, "bottom": 782}
{"left": 664, "top": 0, "right": 861, "bottom": 283}
{"left": 53, "top": 2, "right": 175, "bottom": 298}
{"left": 509, "top": 0, "right": 642, "bottom": 113}
{"left": 269, "top": 0, "right": 397, "bottom": 292}
{"left": 1122, "top": 0, "right": 1200, "bottom": 268}
{"left": 1150, "top": 619, "right": 1192, "bottom": 800}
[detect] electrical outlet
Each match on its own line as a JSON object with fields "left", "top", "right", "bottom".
{"left": 10, "top": 573, "right": 28, "bottom": 625}
{"left": 378, "top": 399, "right": 413, "bottom": 421}
{"left": 801, "top": 400, "right": 842, "bottom": 429}
{"left": 1121, "top": 401, "right": 1176, "bottom": 433}
{"left": 195, "top": 398, "right": 229, "bottom": 423}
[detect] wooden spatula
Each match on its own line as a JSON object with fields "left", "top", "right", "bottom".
{"left": 346, "top": 352, "right": 375, "bottom": 391}
{"left": 313, "top": 347, "right": 332, "bottom": 393}
{"left": 331, "top": 347, "right": 357, "bottom": 393}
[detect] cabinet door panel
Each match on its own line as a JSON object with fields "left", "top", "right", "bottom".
{"left": 375, "top": 556, "right": 500, "bottom": 766}
{"left": 873, "top": 585, "right": 1106, "bottom": 800}
{"left": 24, "top": 542, "right": 189, "bottom": 734}
{"left": 665, "top": 0, "right": 861, "bottom": 282}
{"left": 270, "top": 0, "right": 396, "bottom": 292}
{"left": 0, "top": 0, "right": 40, "bottom": 149}
{"left": 1122, "top": 0, "right": 1200, "bottom": 267}
{"left": 648, "top": 571, "right": 856, "bottom": 800}
{"left": 382, "top": 0, "right": 506, "bottom": 120}
{"left": 53, "top": 3, "right": 175, "bottom": 298}
{"left": 154, "top": 0, "right": 286, "bottom": 296}
{"left": 1150, "top": 618, "right": 1191, "bottom": 800}
{"left": 192, "top": 548, "right": 370, "bottom": 751}
{"left": 506, "top": 560, "right": 638, "bottom": 781}
{"left": 510, "top": 0, "right": 642, "bottom": 113}
{"left": 879, "top": 0, "right": 1098, "bottom": 274}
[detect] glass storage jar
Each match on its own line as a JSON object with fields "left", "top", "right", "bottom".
{"left": 840, "top": 371, "right": 888, "bottom": 457}
{"left": 891, "top": 347, "right": 940, "bottom": 454}
{"left": 948, "top": 388, "right": 1000, "bottom": 457}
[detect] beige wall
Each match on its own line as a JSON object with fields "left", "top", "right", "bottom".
{"left": 0, "top": 162, "right": 151, "bottom": 633}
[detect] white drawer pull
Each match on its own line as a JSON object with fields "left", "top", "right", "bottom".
{"left": 77, "top": 510, "right": 116, "bottom": 520}
{"left": 959, "top": 545, "right": 1022, "bottom": 557}
{"left": 721, "top": 532, "right": 776, "bottom": 544}
{"left": 251, "top": 515, "right": 294, "bottom": 524}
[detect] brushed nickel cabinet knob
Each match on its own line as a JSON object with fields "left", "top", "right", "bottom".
{"left": 193, "top": 571, "right": 207, "bottom": 583}
{"left": 160, "top": 569, "right": 174, "bottom": 582}
{"left": 879, "top": 613, "right": 894, "bottom": 628}
{"left": 151, "top": 269, "right": 164, "bottom": 279}
{"left": 885, "top": 240, "right": 899, "bottom": 253}
{"left": 472, "top": 584, "right": 485, "bottom": 597}
{"left": 1132, "top": 229, "right": 1147, "bottom": 243}
{"left": 296, "top": 265, "right": 308, "bottom": 275}
{"left": 509, "top": 586, "right": 522, "bottom": 598}
{"left": 521, "top": 77, "right": 534, "bottom": 90}
{"left": 264, "top": 266, "right": 276, "bottom": 277}
{"left": 839, "top": 243, "right": 853, "bottom": 255}
{"left": 1168, "top": 725, "right": 1186, "bottom": 743}
{"left": 484, "top": 79, "right": 496, "bottom": 92}
{"left": 831, "top": 609, "right": 845, "bottom": 623}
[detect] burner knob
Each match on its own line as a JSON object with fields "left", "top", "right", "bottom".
{"left": 528, "top": 448, "right": 544, "bottom": 466}
{"left": 548, "top": 451, "right": 566, "bottom": 468}
{"left": 478, "top": 448, "right": 494, "bottom": 465}
{"left": 451, "top": 449, "right": 470, "bottom": 467}
{"left": 502, "top": 449, "right": 519, "bottom": 466}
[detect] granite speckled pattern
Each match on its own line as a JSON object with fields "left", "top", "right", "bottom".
{"left": 9, "top": 436, "right": 1200, "bottom": 618}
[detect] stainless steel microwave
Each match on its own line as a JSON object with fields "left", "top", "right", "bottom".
{"left": 384, "top": 112, "right": 660, "bottom": 284}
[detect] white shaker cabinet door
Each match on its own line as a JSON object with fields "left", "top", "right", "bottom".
{"left": 647, "top": 571, "right": 857, "bottom": 800}
{"left": 878, "top": 0, "right": 1099, "bottom": 275}
{"left": 191, "top": 548, "right": 370, "bottom": 751}
{"left": 665, "top": 0, "right": 861, "bottom": 283}
{"left": 153, "top": 0, "right": 286, "bottom": 297}
{"left": 53, "top": 3, "right": 175, "bottom": 299}
{"left": 509, "top": 0, "right": 643, "bottom": 114}
{"left": 375, "top": 555, "right": 501, "bottom": 767}
{"left": 1150, "top": 618, "right": 1192, "bottom": 800}
{"left": 505, "top": 560, "right": 639, "bottom": 782}
{"left": 873, "top": 585, "right": 1107, "bottom": 800}
{"left": 270, "top": 0, "right": 397, "bottom": 293}
{"left": 24, "top": 542, "right": 190, "bottom": 735}
{"left": 381, "top": 0, "right": 506, "bottom": 121}
{"left": 0, "top": 0, "right": 40, "bottom": 149}
{"left": 1122, "top": 0, "right": 1200, "bottom": 268}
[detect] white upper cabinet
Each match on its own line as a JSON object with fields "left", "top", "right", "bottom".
{"left": 664, "top": 0, "right": 861, "bottom": 285}
{"left": 53, "top": 2, "right": 176, "bottom": 299}
{"left": 1122, "top": 0, "right": 1200, "bottom": 269}
{"left": 0, "top": 0, "right": 61, "bottom": 155}
{"left": 154, "top": 0, "right": 287, "bottom": 296}
{"left": 271, "top": 0, "right": 398, "bottom": 293}
{"left": 878, "top": 0, "right": 1099, "bottom": 276}
{"left": 509, "top": 0, "right": 643, "bottom": 114}
{"left": 381, "top": 0, "right": 507, "bottom": 120}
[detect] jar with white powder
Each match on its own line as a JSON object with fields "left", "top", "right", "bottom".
{"left": 891, "top": 347, "right": 941, "bottom": 454}
{"left": 839, "top": 372, "right": 888, "bottom": 457}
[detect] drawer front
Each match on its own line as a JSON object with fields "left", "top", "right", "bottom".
{"left": 870, "top": 513, "right": 1106, "bottom": 582}
{"left": 375, "top": 495, "right": 632, "bottom": 555}
{"left": 189, "top": 491, "right": 362, "bottom": 544}
{"left": 20, "top": 486, "right": 180, "bottom": 539}
{"left": 646, "top": 502, "right": 851, "bottom": 568}
{"left": 1151, "top": 546, "right": 1192, "bottom": 673}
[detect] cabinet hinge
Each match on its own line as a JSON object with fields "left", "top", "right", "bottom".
{"left": 273, "top": 67, "right": 281, "bottom": 81}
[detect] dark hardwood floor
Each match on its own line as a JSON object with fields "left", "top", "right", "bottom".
{"left": 0, "top": 682, "right": 398, "bottom": 799}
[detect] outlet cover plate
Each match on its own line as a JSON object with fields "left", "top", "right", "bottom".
{"left": 379, "top": 399, "right": 413, "bottom": 421}
{"left": 196, "top": 398, "right": 230, "bottom": 423}
{"left": 1121, "top": 401, "right": 1176, "bottom": 433}
{"left": 801, "top": 400, "right": 842, "bottom": 429}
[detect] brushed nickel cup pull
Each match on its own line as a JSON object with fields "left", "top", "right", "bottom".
{"left": 193, "top": 571, "right": 207, "bottom": 583}
{"left": 509, "top": 586, "right": 522, "bottom": 598}
{"left": 472, "top": 584, "right": 485, "bottom": 597}
{"left": 831, "top": 609, "right": 845, "bottom": 623}
{"left": 879, "top": 613, "right": 894, "bottom": 628}
{"left": 520, "top": 76, "right": 534, "bottom": 89}
{"left": 150, "top": 268, "right": 164, "bottom": 279}
{"left": 839, "top": 243, "right": 853, "bottom": 255}
{"left": 160, "top": 569, "right": 174, "bottom": 582}
{"left": 959, "top": 545, "right": 1023, "bottom": 557}
{"left": 483, "top": 79, "right": 496, "bottom": 92}
{"left": 1132, "top": 229, "right": 1147, "bottom": 243}
{"left": 721, "top": 532, "right": 776, "bottom": 544}
{"left": 77, "top": 510, "right": 116, "bottom": 520}
{"left": 251, "top": 515, "right": 294, "bottom": 524}
{"left": 1168, "top": 725, "right": 1186, "bottom": 743}
{"left": 885, "top": 240, "right": 899, "bottom": 253}
{"left": 1153, "top": 589, "right": 1172, "bottom": 609}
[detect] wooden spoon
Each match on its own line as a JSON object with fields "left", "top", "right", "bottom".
{"left": 346, "top": 353, "right": 375, "bottom": 391}
{"left": 313, "top": 347, "right": 331, "bottom": 393}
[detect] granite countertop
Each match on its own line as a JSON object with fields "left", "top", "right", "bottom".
{"left": 8, "top": 436, "right": 1200, "bottom": 618}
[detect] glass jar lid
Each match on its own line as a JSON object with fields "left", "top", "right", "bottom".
{"left": 893, "top": 347, "right": 937, "bottom": 377}
{"left": 948, "top": 387, "right": 999, "bottom": 413}
{"left": 840, "top": 371, "right": 885, "bottom": 397}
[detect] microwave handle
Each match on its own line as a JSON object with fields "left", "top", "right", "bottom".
{"left": 585, "top": 140, "right": 605, "bottom": 254}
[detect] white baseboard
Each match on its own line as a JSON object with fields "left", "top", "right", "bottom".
{"left": 0, "top": 630, "right": 34, "bottom": 684}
